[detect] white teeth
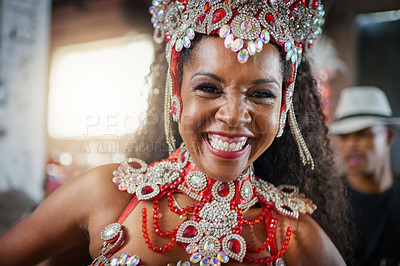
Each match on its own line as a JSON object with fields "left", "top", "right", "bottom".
{"left": 218, "top": 139, "right": 223, "bottom": 147}
{"left": 229, "top": 143, "right": 236, "bottom": 151}
{"left": 207, "top": 134, "right": 247, "bottom": 152}
{"left": 223, "top": 142, "right": 229, "bottom": 151}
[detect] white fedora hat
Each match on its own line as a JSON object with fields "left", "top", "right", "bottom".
{"left": 329, "top": 86, "right": 400, "bottom": 135}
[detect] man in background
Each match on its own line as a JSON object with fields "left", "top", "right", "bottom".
{"left": 330, "top": 86, "right": 400, "bottom": 266}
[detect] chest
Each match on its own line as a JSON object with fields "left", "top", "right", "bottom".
{"left": 91, "top": 198, "right": 278, "bottom": 266}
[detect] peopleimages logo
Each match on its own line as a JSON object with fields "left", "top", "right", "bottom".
{"left": 81, "top": 112, "right": 160, "bottom": 136}
{"left": 80, "top": 111, "right": 320, "bottom": 137}
{"left": 81, "top": 141, "right": 168, "bottom": 154}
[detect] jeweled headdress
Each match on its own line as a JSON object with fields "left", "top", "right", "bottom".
{"left": 150, "top": 0, "right": 325, "bottom": 169}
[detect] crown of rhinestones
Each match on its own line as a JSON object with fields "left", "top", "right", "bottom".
{"left": 150, "top": 0, "right": 325, "bottom": 64}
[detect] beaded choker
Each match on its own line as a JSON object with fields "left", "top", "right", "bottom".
{"left": 91, "top": 144, "right": 316, "bottom": 266}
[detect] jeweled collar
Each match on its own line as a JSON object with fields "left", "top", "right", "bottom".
{"left": 113, "top": 144, "right": 256, "bottom": 208}
{"left": 113, "top": 143, "right": 316, "bottom": 219}
{"left": 93, "top": 144, "right": 317, "bottom": 265}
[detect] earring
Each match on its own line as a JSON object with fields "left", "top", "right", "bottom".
{"left": 288, "top": 105, "right": 315, "bottom": 170}
{"left": 277, "top": 110, "right": 287, "bottom": 138}
{"left": 277, "top": 77, "right": 295, "bottom": 138}
{"left": 171, "top": 95, "right": 182, "bottom": 122}
{"left": 236, "top": 164, "right": 255, "bottom": 182}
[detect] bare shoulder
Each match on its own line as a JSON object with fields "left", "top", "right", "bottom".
{"left": 71, "top": 163, "right": 124, "bottom": 199}
{"left": 279, "top": 214, "right": 345, "bottom": 266}
{"left": 78, "top": 162, "right": 133, "bottom": 207}
{"left": 62, "top": 163, "right": 133, "bottom": 230}
{"left": 43, "top": 162, "right": 129, "bottom": 217}
{"left": 0, "top": 162, "right": 131, "bottom": 266}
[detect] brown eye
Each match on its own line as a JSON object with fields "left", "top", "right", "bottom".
{"left": 194, "top": 83, "right": 222, "bottom": 95}
{"left": 249, "top": 90, "right": 277, "bottom": 99}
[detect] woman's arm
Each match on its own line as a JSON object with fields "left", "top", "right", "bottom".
{"left": 0, "top": 163, "right": 124, "bottom": 266}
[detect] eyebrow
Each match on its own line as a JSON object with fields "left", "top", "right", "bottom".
{"left": 252, "top": 78, "right": 280, "bottom": 87}
{"left": 192, "top": 72, "right": 280, "bottom": 87}
{"left": 192, "top": 72, "right": 225, "bottom": 83}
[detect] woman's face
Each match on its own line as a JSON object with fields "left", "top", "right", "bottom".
{"left": 179, "top": 36, "right": 283, "bottom": 181}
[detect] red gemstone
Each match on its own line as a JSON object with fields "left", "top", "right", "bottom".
{"left": 282, "top": 205, "right": 293, "bottom": 213}
{"left": 180, "top": 152, "right": 186, "bottom": 162}
{"left": 218, "top": 182, "right": 230, "bottom": 197}
{"left": 172, "top": 101, "right": 177, "bottom": 116}
{"left": 204, "top": 2, "right": 210, "bottom": 12}
{"left": 142, "top": 186, "right": 154, "bottom": 195}
{"left": 130, "top": 161, "right": 142, "bottom": 169}
{"left": 197, "top": 14, "right": 206, "bottom": 27}
{"left": 282, "top": 187, "right": 294, "bottom": 193}
{"left": 265, "top": 13, "right": 275, "bottom": 28}
{"left": 228, "top": 239, "right": 241, "bottom": 254}
{"left": 212, "top": 9, "right": 226, "bottom": 24}
{"left": 182, "top": 226, "right": 197, "bottom": 238}
{"left": 312, "top": 0, "right": 318, "bottom": 9}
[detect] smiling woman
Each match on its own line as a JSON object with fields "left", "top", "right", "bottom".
{"left": 179, "top": 37, "right": 283, "bottom": 181}
{"left": 0, "top": 1, "right": 353, "bottom": 266}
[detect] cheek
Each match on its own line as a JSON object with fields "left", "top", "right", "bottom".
{"left": 372, "top": 136, "right": 387, "bottom": 156}
{"left": 362, "top": 138, "right": 375, "bottom": 152}
{"left": 178, "top": 104, "right": 196, "bottom": 139}
{"left": 254, "top": 109, "right": 280, "bottom": 138}
{"left": 339, "top": 141, "right": 348, "bottom": 153}
{"left": 179, "top": 97, "right": 207, "bottom": 139}
{"left": 179, "top": 84, "right": 194, "bottom": 133}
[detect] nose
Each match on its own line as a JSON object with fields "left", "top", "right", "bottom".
{"left": 215, "top": 96, "right": 251, "bottom": 127}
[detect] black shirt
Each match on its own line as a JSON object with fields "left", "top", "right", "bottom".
{"left": 348, "top": 178, "right": 400, "bottom": 266}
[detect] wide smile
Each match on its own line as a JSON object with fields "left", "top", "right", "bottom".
{"left": 203, "top": 132, "right": 254, "bottom": 159}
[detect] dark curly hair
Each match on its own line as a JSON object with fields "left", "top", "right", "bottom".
{"left": 132, "top": 35, "right": 354, "bottom": 262}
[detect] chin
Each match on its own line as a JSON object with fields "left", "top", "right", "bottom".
{"left": 348, "top": 167, "right": 368, "bottom": 176}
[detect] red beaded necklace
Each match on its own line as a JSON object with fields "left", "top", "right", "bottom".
{"left": 135, "top": 146, "right": 292, "bottom": 265}
{"left": 141, "top": 194, "right": 292, "bottom": 264}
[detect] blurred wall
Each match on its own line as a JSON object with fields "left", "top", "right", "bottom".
{"left": 45, "top": 0, "right": 153, "bottom": 189}
{"left": 323, "top": 0, "right": 400, "bottom": 105}
{"left": 0, "top": 0, "right": 51, "bottom": 202}
{"left": 355, "top": 15, "right": 400, "bottom": 176}
{"left": 323, "top": 0, "right": 400, "bottom": 176}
